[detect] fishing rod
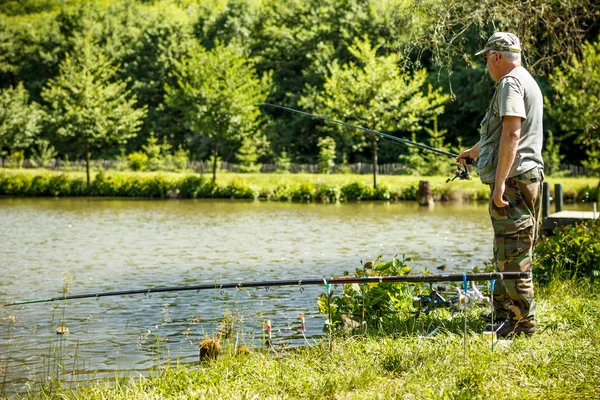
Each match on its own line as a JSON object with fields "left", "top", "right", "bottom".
{"left": 263, "top": 103, "right": 475, "bottom": 181}
{"left": 1, "top": 272, "right": 529, "bottom": 308}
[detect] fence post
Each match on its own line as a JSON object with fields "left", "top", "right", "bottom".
{"left": 542, "top": 182, "right": 550, "bottom": 218}
{"left": 554, "top": 183, "right": 563, "bottom": 213}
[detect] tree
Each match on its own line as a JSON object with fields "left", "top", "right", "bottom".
{"left": 166, "top": 42, "right": 271, "bottom": 182}
{"left": 399, "top": 115, "right": 456, "bottom": 176}
{"left": 317, "top": 136, "right": 336, "bottom": 174}
{"left": 251, "top": 0, "right": 380, "bottom": 161}
{"left": 546, "top": 37, "right": 600, "bottom": 173}
{"left": 42, "top": 40, "right": 146, "bottom": 185}
{"left": 122, "top": 6, "right": 196, "bottom": 152}
{"left": 0, "top": 83, "right": 44, "bottom": 164}
{"left": 302, "top": 36, "right": 449, "bottom": 187}
{"left": 389, "top": 0, "right": 600, "bottom": 74}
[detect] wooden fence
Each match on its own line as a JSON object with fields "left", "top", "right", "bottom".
{"left": 0, "top": 158, "right": 594, "bottom": 176}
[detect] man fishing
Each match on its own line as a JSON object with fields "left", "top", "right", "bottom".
{"left": 456, "top": 32, "right": 544, "bottom": 337}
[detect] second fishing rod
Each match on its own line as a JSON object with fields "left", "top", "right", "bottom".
{"left": 263, "top": 103, "right": 476, "bottom": 181}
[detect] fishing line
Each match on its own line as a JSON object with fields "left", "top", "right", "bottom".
{"left": 262, "top": 103, "right": 476, "bottom": 166}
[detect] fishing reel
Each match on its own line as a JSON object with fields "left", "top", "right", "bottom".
{"left": 412, "top": 281, "right": 491, "bottom": 315}
{"left": 446, "top": 165, "right": 472, "bottom": 183}
{"left": 446, "top": 158, "right": 476, "bottom": 183}
{"left": 412, "top": 284, "right": 456, "bottom": 315}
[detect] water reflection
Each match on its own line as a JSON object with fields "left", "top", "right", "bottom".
{"left": 1, "top": 198, "right": 494, "bottom": 392}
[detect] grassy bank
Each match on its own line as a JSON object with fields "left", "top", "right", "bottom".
{"left": 20, "top": 279, "right": 600, "bottom": 400}
{"left": 1, "top": 169, "right": 598, "bottom": 202}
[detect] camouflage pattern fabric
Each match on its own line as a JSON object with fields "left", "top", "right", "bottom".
{"left": 489, "top": 167, "right": 543, "bottom": 327}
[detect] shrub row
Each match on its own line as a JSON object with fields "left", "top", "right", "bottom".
{"left": 0, "top": 171, "right": 483, "bottom": 202}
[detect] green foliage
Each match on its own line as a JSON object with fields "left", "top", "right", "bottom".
{"left": 171, "top": 146, "right": 189, "bottom": 171}
{"left": 0, "top": 0, "right": 598, "bottom": 173}
{"left": 178, "top": 174, "right": 215, "bottom": 198}
{"left": 217, "top": 178, "right": 256, "bottom": 199}
{"left": 317, "top": 255, "right": 414, "bottom": 333}
{"left": 236, "top": 136, "right": 262, "bottom": 173}
{"left": 127, "top": 152, "right": 148, "bottom": 171}
{"left": 166, "top": 41, "right": 271, "bottom": 182}
{"left": 0, "top": 0, "right": 59, "bottom": 16}
{"left": 317, "top": 136, "right": 336, "bottom": 174}
{"left": 374, "top": 183, "right": 392, "bottom": 200}
{"left": 535, "top": 220, "right": 600, "bottom": 285}
{"left": 275, "top": 151, "right": 291, "bottom": 173}
{"left": 9, "top": 150, "right": 25, "bottom": 168}
{"left": 400, "top": 182, "right": 418, "bottom": 200}
{"left": 42, "top": 40, "right": 147, "bottom": 183}
{"left": 141, "top": 134, "right": 169, "bottom": 171}
{"left": 302, "top": 36, "right": 449, "bottom": 185}
{"left": 542, "top": 130, "right": 565, "bottom": 176}
{"left": 314, "top": 183, "right": 338, "bottom": 203}
{"left": 574, "top": 185, "right": 600, "bottom": 203}
{"left": 269, "top": 181, "right": 294, "bottom": 201}
{"left": 291, "top": 181, "right": 315, "bottom": 201}
{"left": 546, "top": 37, "right": 600, "bottom": 170}
{"left": 121, "top": 5, "right": 195, "bottom": 151}
{"left": 30, "top": 139, "right": 58, "bottom": 168}
{"left": 0, "top": 83, "right": 44, "bottom": 156}
{"left": 340, "top": 181, "right": 374, "bottom": 201}
{"left": 399, "top": 117, "right": 455, "bottom": 176}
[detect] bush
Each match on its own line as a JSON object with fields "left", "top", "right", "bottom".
{"left": 317, "top": 255, "right": 414, "bottom": 333}
{"left": 271, "top": 181, "right": 294, "bottom": 201}
{"left": 401, "top": 183, "right": 418, "bottom": 200}
{"left": 374, "top": 183, "right": 392, "bottom": 200}
{"left": 70, "top": 177, "right": 89, "bottom": 195}
{"left": 340, "top": 181, "right": 369, "bottom": 201}
{"left": 178, "top": 175, "right": 215, "bottom": 198}
{"left": 0, "top": 173, "right": 29, "bottom": 195}
{"left": 128, "top": 152, "right": 149, "bottom": 171}
{"left": 575, "top": 185, "right": 600, "bottom": 203}
{"left": 29, "top": 174, "right": 50, "bottom": 196}
{"left": 171, "top": 147, "right": 189, "bottom": 171}
{"left": 315, "top": 184, "right": 339, "bottom": 203}
{"left": 149, "top": 175, "right": 173, "bottom": 198}
{"left": 291, "top": 181, "right": 315, "bottom": 201}
{"left": 534, "top": 220, "right": 600, "bottom": 284}
{"left": 217, "top": 179, "right": 256, "bottom": 199}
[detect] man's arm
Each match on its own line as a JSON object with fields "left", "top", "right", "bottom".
{"left": 492, "top": 116, "right": 521, "bottom": 207}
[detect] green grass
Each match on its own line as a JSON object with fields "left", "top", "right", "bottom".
{"left": 19, "top": 279, "right": 600, "bottom": 400}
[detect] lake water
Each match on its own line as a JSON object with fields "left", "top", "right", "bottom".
{"left": 0, "top": 198, "right": 497, "bottom": 393}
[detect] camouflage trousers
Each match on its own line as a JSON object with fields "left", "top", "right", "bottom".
{"left": 489, "top": 167, "right": 543, "bottom": 327}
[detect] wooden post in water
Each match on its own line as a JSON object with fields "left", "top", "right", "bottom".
{"left": 542, "top": 182, "right": 550, "bottom": 218}
{"left": 417, "top": 181, "right": 434, "bottom": 206}
{"left": 554, "top": 183, "right": 564, "bottom": 212}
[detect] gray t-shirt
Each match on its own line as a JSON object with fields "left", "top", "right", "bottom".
{"left": 477, "top": 66, "right": 544, "bottom": 184}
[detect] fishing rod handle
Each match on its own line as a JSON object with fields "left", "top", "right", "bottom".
{"left": 464, "top": 158, "right": 476, "bottom": 166}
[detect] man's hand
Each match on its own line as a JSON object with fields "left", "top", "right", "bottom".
{"left": 456, "top": 150, "right": 474, "bottom": 166}
{"left": 456, "top": 142, "right": 480, "bottom": 167}
{"left": 492, "top": 182, "right": 509, "bottom": 208}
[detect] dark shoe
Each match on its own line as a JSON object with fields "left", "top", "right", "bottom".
{"left": 484, "top": 320, "right": 536, "bottom": 338}
{"left": 480, "top": 310, "right": 508, "bottom": 323}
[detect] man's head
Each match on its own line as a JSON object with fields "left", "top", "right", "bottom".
{"left": 477, "top": 32, "right": 522, "bottom": 82}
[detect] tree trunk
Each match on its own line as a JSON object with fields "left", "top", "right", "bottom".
{"left": 417, "top": 180, "right": 434, "bottom": 206}
{"left": 372, "top": 136, "right": 378, "bottom": 189}
{"left": 212, "top": 137, "right": 219, "bottom": 183}
{"left": 85, "top": 142, "right": 90, "bottom": 187}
